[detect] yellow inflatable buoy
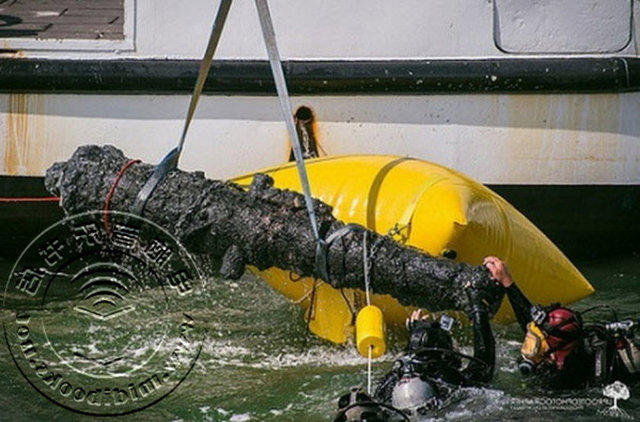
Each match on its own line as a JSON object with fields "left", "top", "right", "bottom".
{"left": 356, "top": 305, "right": 386, "bottom": 358}
{"left": 232, "top": 155, "right": 594, "bottom": 344}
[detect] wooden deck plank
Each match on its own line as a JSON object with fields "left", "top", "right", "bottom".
{"left": 39, "top": 31, "right": 122, "bottom": 40}
{"left": 17, "top": 16, "right": 121, "bottom": 25}
{"left": 44, "top": 24, "right": 122, "bottom": 33}
{"left": 0, "top": 0, "right": 124, "bottom": 40}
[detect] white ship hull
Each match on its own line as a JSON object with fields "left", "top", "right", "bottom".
{"left": 1, "top": 91, "right": 639, "bottom": 184}
{"left": 0, "top": 0, "right": 639, "bottom": 258}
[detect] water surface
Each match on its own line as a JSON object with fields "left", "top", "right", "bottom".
{"left": 1, "top": 254, "right": 638, "bottom": 421}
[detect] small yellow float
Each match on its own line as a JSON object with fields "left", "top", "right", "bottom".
{"left": 233, "top": 155, "right": 594, "bottom": 344}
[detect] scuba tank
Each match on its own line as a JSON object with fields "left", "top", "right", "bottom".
{"left": 606, "top": 319, "right": 640, "bottom": 375}
{"left": 390, "top": 362, "right": 440, "bottom": 416}
{"left": 585, "top": 315, "right": 640, "bottom": 384}
{"left": 619, "top": 340, "right": 640, "bottom": 374}
{"left": 590, "top": 333, "right": 612, "bottom": 385}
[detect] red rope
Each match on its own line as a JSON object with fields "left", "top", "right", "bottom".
{"left": 103, "top": 159, "right": 141, "bottom": 233}
{"left": 0, "top": 196, "right": 60, "bottom": 202}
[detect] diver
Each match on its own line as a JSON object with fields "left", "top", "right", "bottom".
{"left": 334, "top": 269, "right": 504, "bottom": 421}
{"left": 374, "top": 310, "right": 495, "bottom": 413}
{"left": 484, "top": 255, "right": 640, "bottom": 390}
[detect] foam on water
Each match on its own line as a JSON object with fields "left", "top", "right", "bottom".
{"left": 1, "top": 254, "right": 639, "bottom": 421}
{"left": 200, "top": 339, "right": 395, "bottom": 370}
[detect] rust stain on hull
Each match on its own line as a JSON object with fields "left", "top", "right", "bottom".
{"left": 501, "top": 94, "right": 625, "bottom": 183}
{"left": 4, "top": 94, "right": 28, "bottom": 175}
{"left": 0, "top": 45, "right": 24, "bottom": 58}
{"left": 3, "top": 93, "right": 47, "bottom": 176}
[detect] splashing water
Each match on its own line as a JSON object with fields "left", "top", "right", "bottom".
{"left": 1, "top": 254, "right": 638, "bottom": 421}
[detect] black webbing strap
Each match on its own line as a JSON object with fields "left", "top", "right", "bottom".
{"left": 255, "top": 0, "right": 326, "bottom": 261}
{"left": 130, "top": 0, "right": 233, "bottom": 217}
{"left": 314, "top": 223, "right": 366, "bottom": 282}
{"left": 130, "top": 147, "right": 180, "bottom": 216}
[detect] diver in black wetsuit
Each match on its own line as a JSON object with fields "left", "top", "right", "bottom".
{"left": 334, "top": 267, "right": 504, "bottom": 421}
{"left": 484, "top": 256, "right": 640, "bottom": 390}
{"left": 373, "top": 309, "right": 495, "bottom": 416}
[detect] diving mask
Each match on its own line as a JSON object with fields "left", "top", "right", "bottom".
{"left": 519, "top": 322, "right": 550, "bottom": 374}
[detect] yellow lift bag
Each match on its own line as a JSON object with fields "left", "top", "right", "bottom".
{"left": 233, "top": 155, "right": 594, "bottom": 344}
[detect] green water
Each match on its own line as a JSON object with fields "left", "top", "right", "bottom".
{"left": 1, "top": 254, "right": 639, "bottom": 421}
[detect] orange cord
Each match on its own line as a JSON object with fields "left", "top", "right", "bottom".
{"left": 0, "top": 159, "right": 141, "bottom": 235}
{"left": 103, "top": 159, "right": 141, "bottom": 233}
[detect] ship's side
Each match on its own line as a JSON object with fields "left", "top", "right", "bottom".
{"left": 1, "top": 0, "right": 639, "bottom": 258}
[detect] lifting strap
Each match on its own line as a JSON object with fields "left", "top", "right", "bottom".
{"left": 315, "top": 224, "right": 366, "bottom": 282}
{"left": 131, "top": 0, "right": 233, "bottom": 216}
{"left": 254, "top": 0, "right": 326, "bottom": 277}
{"left": 132, "top": 0, "right": 328, "bottom": 282}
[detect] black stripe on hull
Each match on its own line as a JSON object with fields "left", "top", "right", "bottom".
{"left": 0, "top": 57, "right": 639, "bottom": 95}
